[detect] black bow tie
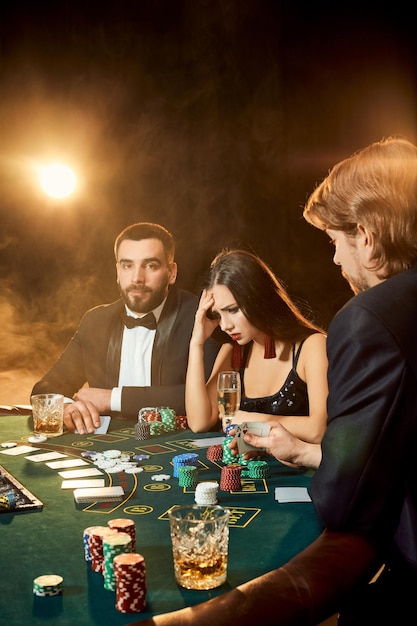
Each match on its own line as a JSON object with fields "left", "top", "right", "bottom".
{"left": 123, "top": 312, "right": 157, "bottom": 330}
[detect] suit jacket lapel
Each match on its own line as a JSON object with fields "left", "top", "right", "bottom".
{"left": 106, "top": 304, "right": 125, "bottom": 388}
{"left": 151, "top": 287, "right": 180, "bottom": 384}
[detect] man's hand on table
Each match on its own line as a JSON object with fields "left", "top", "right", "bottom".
{"left": 64, "top": 391, "right": 106, "bottom": 434}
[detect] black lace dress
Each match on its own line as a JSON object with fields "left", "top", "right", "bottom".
{"left": 239, "top": 342, "right": 309, "bottom": 416}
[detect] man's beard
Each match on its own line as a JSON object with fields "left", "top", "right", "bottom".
{"left": 341, "top": 269, "right": 370, "bottom": 295}
{"left": 120, "top": 283, "right": 169, "bottom": 314}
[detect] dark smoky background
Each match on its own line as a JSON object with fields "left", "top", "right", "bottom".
{"left": 1, "top": 0, "right": 416, "bottom": 403}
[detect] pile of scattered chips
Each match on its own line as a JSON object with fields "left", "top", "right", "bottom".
{"left": 81, "top": 449, "right": 147, "bottom": 474}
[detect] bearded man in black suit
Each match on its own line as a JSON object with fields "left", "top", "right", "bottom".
{"left": 32, "top": 222, "right": 221, "bottom": 434}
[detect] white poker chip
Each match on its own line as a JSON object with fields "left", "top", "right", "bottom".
{"left": 1, "top": 442, "right": 17, "bottom": 448}
{"left": 195, "top": 497, "right": 218, "bottom": 505}
{"left": 196, "top": 482, "right": 219, "bottom": 491}
{"left": 28, "top": 435, "right": 47, "bottom": 443}
{"left": 95, "top": 459, "right": 117, "bottom": 469}
{"left": 124, "top": 466, "right": 144, "bottom": 474}
{"left": 105, "top": 465, "right": 125, "bottom": 473}
{"left": 151, "top": 474, "right": 171, "bottom": 481}
{"left": 103, "top": 449, "right": 122, "bottom": 459}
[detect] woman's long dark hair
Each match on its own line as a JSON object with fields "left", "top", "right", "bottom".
{"left": 205, "top": 249, "right": 323, "bottom": 343}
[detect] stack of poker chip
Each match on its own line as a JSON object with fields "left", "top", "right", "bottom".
{"left": 175, "top": 415, "right": 188, "bottom": 429}
{"left": 103, "top": 532, "right": 132, "bottom": 591}
{"left": 139, "top": 407, "right": 160, "bottom": 422}
{"left": 88, "top": 527, "right": 120, "bottom": 573}
{"left": 224, "top": 423, "right": 237, "bottom": 436}
{"left": 195, "top": 481, "right": 219, "bottom": 505}
{"left": 238, "top": 453, "right": 249, "bottom": 466}
{"left": 159, "top": 407, "right": 177, "bottom": 432}
{"left": 221, "top": 436, "right": 235, "bottom": 464}
{"left": 83, "top": 525, "right": 107, "bottom": 562}
{"left": 33, "top": 574, "right": 63, "bottom": 597}
{"left": 107, "top": 518, "right": 136, "bottom": 551}
{"left": 177, "top": 465, "right": 199, "bottom": 488}
{"left": 247, "top": 460, "right": 269, "bottom": 478}
{"left": 206, "top": 444, "right": 223, "bottom": 461}
{"left": 135, "top": 419, "right": 151, "bottom": 441}
{"left": 220, "top": 464, "right": 243, "bottom": 492}
{"left": 172, "top": 453, "right": 199, "bottom": 477}
{"left": 136, "top": 407, "right": 160, "bottom": 437}
{"left": 149, "top": 420, "right": 166, "bottom": 436}
{"left": 114, "top": 553, "right": 147, "bottom": 613}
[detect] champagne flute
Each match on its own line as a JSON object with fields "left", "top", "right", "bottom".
{"left": 217, "top": 371, "right": 241, "bottom": 429}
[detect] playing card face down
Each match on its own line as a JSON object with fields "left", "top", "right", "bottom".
{"left": 234, "top": 421, "right": 271, "bottom": 454}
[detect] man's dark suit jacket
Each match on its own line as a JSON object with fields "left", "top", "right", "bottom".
{"left": 32, "top": 286, "right": 221, "bottom": 417}
{"left": 310, "top": 266, "right": 417, "bottom": 573}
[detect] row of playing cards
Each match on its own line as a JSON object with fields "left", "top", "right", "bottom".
{"left": 234, "top": 421, "right": 271, "bottom": 454}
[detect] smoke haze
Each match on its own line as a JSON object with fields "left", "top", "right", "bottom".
{"left": 1, "top": 1, "right": 416, "bottom": 403}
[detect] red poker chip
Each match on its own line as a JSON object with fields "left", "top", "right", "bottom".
{"left": 107, "top": 519, "right": 136, "bottom": 551}
{"left": 220, "top": 464, "right": 243, "bottom": 491}
{"left": 206, "top": 444, "right": 223, "bottom": 460}
{"left": 175, "top": 415, "right": 188, "bottom": 430}
{"left": 114, "top": 553, "right": 147, "bottom": 613}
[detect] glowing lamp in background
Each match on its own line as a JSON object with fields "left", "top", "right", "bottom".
{"left": 39, "top": 163, "right": 77, "bottom": 199}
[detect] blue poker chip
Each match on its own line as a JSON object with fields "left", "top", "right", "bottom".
{"left": 133, "top": 454, "right": 150, "bottom": 461}
{"left": 81, "top": 451, "right": 97, "bottom": 459}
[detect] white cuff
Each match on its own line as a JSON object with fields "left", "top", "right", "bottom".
{"left": 111, "top": 387, "right": 122, "bottom": 412}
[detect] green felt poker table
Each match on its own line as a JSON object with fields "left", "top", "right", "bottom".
{"left": 0, "top": 413, "right": 322, "bottom": 625}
